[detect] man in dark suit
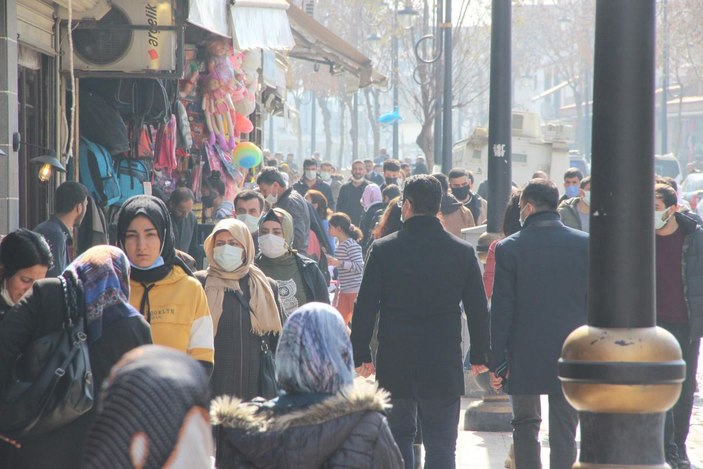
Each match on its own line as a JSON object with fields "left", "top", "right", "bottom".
{"left": 351, "top": 175, "right": 490, "bottom": 469}
{"left": 489, "top": 178, "right": 588, "bottom": 469}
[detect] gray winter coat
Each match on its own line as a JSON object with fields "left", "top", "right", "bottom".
{"left": 211, "top": 382, "right": 403, "bottom": 469}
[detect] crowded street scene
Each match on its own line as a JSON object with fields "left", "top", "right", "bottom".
{"left": 0, "top": 0, "right": 702, "bottom": 468}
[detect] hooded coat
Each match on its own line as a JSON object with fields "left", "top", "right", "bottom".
{"left": 211, "top": 382, "right": 403, "bottom": 469}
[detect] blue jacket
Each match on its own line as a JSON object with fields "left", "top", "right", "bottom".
{"left": 490, "top": 211, "right": 588, "bottom": 395}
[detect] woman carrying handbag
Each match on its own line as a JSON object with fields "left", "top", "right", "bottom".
{"left": 0, "top": 246, "right": 152, "bottom": 469}
{"left": 195, "top": 218, "right": 285, "bottom": 401}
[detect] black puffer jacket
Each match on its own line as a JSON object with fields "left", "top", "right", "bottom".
{"left": 676, "top": 212, "right": 703, "bottom": 340}
{"left": 211, "top": 382, "right": 403, "bottom": 469}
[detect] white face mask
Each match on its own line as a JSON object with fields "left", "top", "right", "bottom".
{"left": 655, "top": 209, "right": 672, "bottom": 230}
{"left": 305, "top": 170, "right": 317, "bottom": 181}
{"left": 213, "top": 245, "right": 244, "bottom": 272}
{"left": 259, "top": 234, "right": 288, "bottom": 258}
{"left": 320, "top": 171, "right": 332, "bottom": 181}
{"left": 237, "top": 214, "right": 260, "bottom": 233}
{"left": 265, "top": 193, "right": 278, "bottom": 207}
{"left": 582, "top": 190, "right": 591, "bottom": 206}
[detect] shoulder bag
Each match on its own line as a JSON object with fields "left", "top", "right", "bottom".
{"left": 0, "top": 276, "right": 94, "bottom": 444}
{"left": 233, "top": 290, "right": 279, "bottom": 399}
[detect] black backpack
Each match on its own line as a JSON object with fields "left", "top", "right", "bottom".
{"left": 79, "top": 90, "right": 130, "bottom": 156}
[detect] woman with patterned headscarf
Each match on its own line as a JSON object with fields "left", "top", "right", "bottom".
{"left": 194, "top": 218, "right": 285, "bottom": 400}
{"left": 255, "top": 208, "right": 329, "bottom": 317}
{"left": 116, "top": 195, "right": 214, "bottom": 372}
{"left": 0, "top": 246, "right": 152, "bottom": 469}
{"left": 211, "top": 302, "right": 403, "bottom": 468}
{"left": 82, "top": 345, "right": 212, "bottom": 469}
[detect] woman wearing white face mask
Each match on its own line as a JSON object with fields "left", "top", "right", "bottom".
{"left": 256, "top": 208, "right": 330, "bottom": 318}
{"left": 196, "top": 218, "right": 285, "bottom": 400}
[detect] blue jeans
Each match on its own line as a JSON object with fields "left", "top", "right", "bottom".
{"left": 387, "top": 396, "right": 460, "bottom": 469}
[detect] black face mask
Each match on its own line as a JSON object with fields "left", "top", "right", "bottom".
{"left": 201, "top": 195, "right": 214, "bottom": 208}
{"left": 452, "top": 186, "right": 470, "bottom": 201}
{"left": 385, "top": 177, "right": 398, "bottom": 186}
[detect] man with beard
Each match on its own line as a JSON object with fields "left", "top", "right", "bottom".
{"left": 34, "top": 181, "right": 89, "bottom": 276}
{"left": 448, "top": 168, "right": 488, "bottom": 225}
{"left": 337, "top": 160, "right": 369, "bottom": 225}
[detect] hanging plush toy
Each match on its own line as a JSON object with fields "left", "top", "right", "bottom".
{"left": 202, "top": 38, "right": 238, "bottom": 151}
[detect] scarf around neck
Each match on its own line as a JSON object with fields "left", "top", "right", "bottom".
{"left": 204, "top": 219, "right": 281, "bottom": 336}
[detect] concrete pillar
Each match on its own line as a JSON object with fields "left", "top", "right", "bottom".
{"left": 0, "top": 0, "right": 18, "bottom": 235}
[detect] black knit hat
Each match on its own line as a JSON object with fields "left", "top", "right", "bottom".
{"left": 81, "top": 345, "right": 211, "bottom": 469}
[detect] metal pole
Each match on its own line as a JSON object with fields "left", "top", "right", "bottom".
{"left": 310, "top": 91, "right": 316, "bottom": 155}
{"left": 268, "top": 114, "right": 274, "bottom": 152}
{"left": 392, "top": 0, "right": 400, "bottom": 159}
{"left": 353, "top": 91, "right": 359, "bottom": 162}
{"left": 433, "top": 0, "right": 443, "bottom": 170}
{"left": 660, "top": 0, "right": 669, "bottom": 155}
{"left": 559, "top": 2, "right": 684, "bottom": 467}
{"left": 486, "top": 0, "right": 511, "bottom": 234}
{"left": 440, "top": 0, "right": 452, "bottom": 174}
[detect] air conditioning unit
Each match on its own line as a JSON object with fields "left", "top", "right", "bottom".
{"left": 61, "top": 0, "right": 184, "bottom": 78}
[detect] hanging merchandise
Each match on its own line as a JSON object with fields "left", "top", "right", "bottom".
{"left": 202, "top": 38, "right": 238, "bottom": 151}
{"left": 236, "top": 52, "right": 259, "bottom": 119}
{"left": 136, "top": 124, "right": 155, "bottom": 159}
{"left": 113, "top": 158, "right": 152, "bottom": 206}
{"left": 175, "top": 100, "right": 193, "bottom": 154}
{"left": 79, "top": 138, "right": 122, "bottom": 207}
{"left": 201, "top": 39, "right": 258, "bottom": 151}
{"left": 179, "top": 45, "right": 207, "bottom": 151}
{"left": 154, "top": 114, "right": 178, "bottom": 171}
{"left": 79, "top": 90, "right": 130, "bottom": 156}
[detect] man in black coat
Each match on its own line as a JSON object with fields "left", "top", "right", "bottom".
{"left": 351, "top": 175, "right": 490, "bottom": 469}
{"left": 489, "top": 179, "right": 588, "bottom": 469}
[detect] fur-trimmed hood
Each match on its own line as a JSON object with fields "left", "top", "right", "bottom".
{"left": 210, "top": 381, "right": 395, "bottom": 469}
{"left": 211, "top": 380, "right": 390, "bottom": 430}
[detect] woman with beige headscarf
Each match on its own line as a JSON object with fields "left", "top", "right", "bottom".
{"left": 195, "top": 218, "right": 285, "bottom": 400}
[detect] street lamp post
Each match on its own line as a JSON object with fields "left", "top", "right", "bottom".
{"left": 441, "top": 0, "right": 452, "bottom": 174}
{"left": 661, "top": 0, "right": 669, "bottom": 155}
{"left": 558, "top": 2, "right": 685, "bottom": 467}
{"left": 392, "top": 0, "right": 400, "bottom": 159}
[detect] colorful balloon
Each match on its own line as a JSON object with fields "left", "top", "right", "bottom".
{"left": 378, "top": 110, "right": 401, "bottom": 125}
{"left": 232, "top": 141, "right": 263, "bottom": 169}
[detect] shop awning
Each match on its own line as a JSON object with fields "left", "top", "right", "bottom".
{"left": 231, "top": 0, "right": 295, "bottom": 51}
{"left": 286, "top": 4, "right": 386, "bottom": 90}
{"left": 188, "top": 0, "right": 231, "bottom": 38}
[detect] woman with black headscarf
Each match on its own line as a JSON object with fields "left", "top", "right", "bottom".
{"left": 116, "top": 195, "right": 214, "bottom": 372}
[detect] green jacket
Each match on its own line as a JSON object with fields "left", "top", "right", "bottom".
{"left": 558, "top": 197, "right": 586, "bottom": 231}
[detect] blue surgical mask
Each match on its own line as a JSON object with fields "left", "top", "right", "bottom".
{"left": 565, "top": 185, "right": 580, "bottom": 198}
{"left": 130, "top": 256, "right": 165, "bottom": 271}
